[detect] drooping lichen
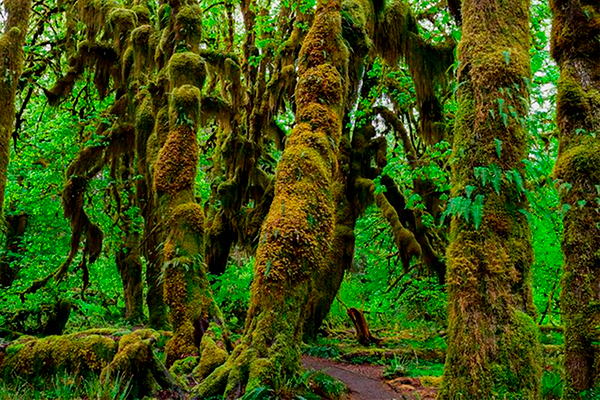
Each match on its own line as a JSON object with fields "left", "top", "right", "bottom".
{"left": 374, "top": 0, "right": 454, "bottom": 144}
{"left": 439, "top": 0, "right": 541, "bottom": 398}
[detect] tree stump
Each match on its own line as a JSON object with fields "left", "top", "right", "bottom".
{"left": 347, "top": 308, "right": 379, "bottom": 346}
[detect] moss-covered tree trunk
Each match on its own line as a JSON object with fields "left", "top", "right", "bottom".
{"left": 550, "top": 1, "right": 600, "bottom": 398}
{"left": 0, "top": 0, "right": 31, "bottom": 226}
{"left": 439, "top": 0, "right": 542, "bottom": 398}
{"left": 194, "top": 0, "right": 348, "bottom": 396}
{"left": 152, "top": 2, "right": 227, "bottom": 366}
{"left": 115, "top": 221, "right": 144, "bottom": 323}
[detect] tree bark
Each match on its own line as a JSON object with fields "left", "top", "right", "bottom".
{"left": 193, "top": 0, "right": 349, "bottom": 396}
{"left": 550, "top": 1, "right": 600, "bottom": 397}
{"left": 439, "top": 0, "right": 542, "bottom": 398}
{"left": 0, "top": 0, "right": 32, "bottom": 226}
{"left": 152, "top": 6, "right": 227, "bottom": 366}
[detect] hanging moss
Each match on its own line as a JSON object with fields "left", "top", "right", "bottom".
{"left": 174, "top": 5, "right": 203, "bottom": 51}
{"left": 107, "top": 8, "right": 137, "bottom": 55}
{"left": 131, "top": 4, "right": 151, "bottom": 25}
{"left": 374, "top": 0, "right": 453, "bottom": 144}
{"left": 77, "top": 0, "right": 116, "bottom": 40}
{"left": 131, "top": 24, "right": 157, "bottom": 77}
{"left": 168, "top": 52, "right": 206, "bottom": 90}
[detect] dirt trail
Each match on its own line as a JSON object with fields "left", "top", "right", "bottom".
{"left": 302, "top": 355, "right": 438, "bottom": 400}
{"left": 302, "top": 355, "right": 400, "bottom": 400}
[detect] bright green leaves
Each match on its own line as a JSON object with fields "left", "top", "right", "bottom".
{"left": 442, "top": 187, "right": 485, "bottom": 229}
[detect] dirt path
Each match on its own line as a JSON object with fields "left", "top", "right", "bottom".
{"left": 302, "top": 355, "right": 400, "bottom": 400}
{"left": 301, "top": 355, "right": 438, "bottom": 400}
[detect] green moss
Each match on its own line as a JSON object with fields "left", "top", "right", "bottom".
{"left": 0, "top": 0, "right": 31, "bottom": 225}
{"left": 174, "top": 5, "right": 203, "bottom": 50}
{"left": 170, "top": 84, "right": 202, "bottom": 126}
{"left": 193, "top": 336, "right": 228, "bottom": 380}
{"left": 170, "top": 355, "right": 200, "bottom": 377}
{"left": 1, "top": 331, "right": 119, "bottom": 382}
{"left": 555, "top": 71, "right": 600, "bottom": 140}
{"left": 168, "top": 52, "right": 206, "bottom": 90}
{"left": 554, "top": 139, "right": 600, "bottom": 185}
{"left": 440, "top": 0, "right": 540, "bottom": 398}
{"left": 551, "top": 3, "right": 600, "bottom": 392}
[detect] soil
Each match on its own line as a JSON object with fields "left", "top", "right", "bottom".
{"left": 301, "top": 355, "right": 438, "bottom": 400}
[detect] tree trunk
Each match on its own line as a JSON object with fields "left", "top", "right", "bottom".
{"left": 0, "top": 0, "right": 32, "bottom": 226}
{"left": 135, "top": 89, "right": 168, "bottom": 330}
{"left": 153, "top": 5, "right": 227, "bottom": 366}
{"left": 193, "top": 0, "right": 349, "bottom": 397}
{"left": 439, "top": 0, "right": 542, "bottom": 398}
{"left": 116, "top": 235, "right": 144, "bottom": 324}
{"left": 550, "top": 1, "right": 600, "bottom": 398}
{"left": 347, "top": 308, "right": 378, "bottom": 346}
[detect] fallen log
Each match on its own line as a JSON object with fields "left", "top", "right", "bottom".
{"left": 0, "top": 328, "right": 183, "bottom": 399}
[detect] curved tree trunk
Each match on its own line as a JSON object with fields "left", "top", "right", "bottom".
{"left": 193, "top": 0, "right": 349, "bottom": 396}
{"left": 550, "top": 1, "right": 600, "bottom": 398}
{"left": 439, "top": 0, "right": 542, "bottom": 398}
{"left": 0, "top": 0, "right": 32, "bottom": 226}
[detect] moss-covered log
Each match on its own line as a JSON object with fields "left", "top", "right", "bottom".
{"left": 439, "top": 0, "right": 542, "bottom": 398}
{"left": 0, "top": 0, "right": 32, "bottom": 226}
{"left": 550, "top": 1, "right": 600, "bottom": 398}
{"left": 0, "top": 329, "right": 180, "bottom": 399}
{"left": 193, "top": 0, "right": 349, "bottom": 396}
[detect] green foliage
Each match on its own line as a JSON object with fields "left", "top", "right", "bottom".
{"left": 384, "top": 355, "right": 444, "bottom": 379}
{"left": 303, "top": 344, "right": 341, "bottom": 358}
{"left": 210, "top": 257, "right": 253, "bottom": 331}
{"left": 0, "top": 370, "right": 131, "bottom": 400}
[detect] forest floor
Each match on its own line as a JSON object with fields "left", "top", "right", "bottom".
{"left": 302, "top": 355, "right": 438, "bottom": 400}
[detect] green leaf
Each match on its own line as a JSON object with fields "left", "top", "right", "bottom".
{"left": 472, "top": 195, "right": 485, "bottom": 229}
{"left": 465, "top": 185, "right": 475, "bottom": 199}
{"left": 494, "top": 138, "right": 502, "bottom": 158}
